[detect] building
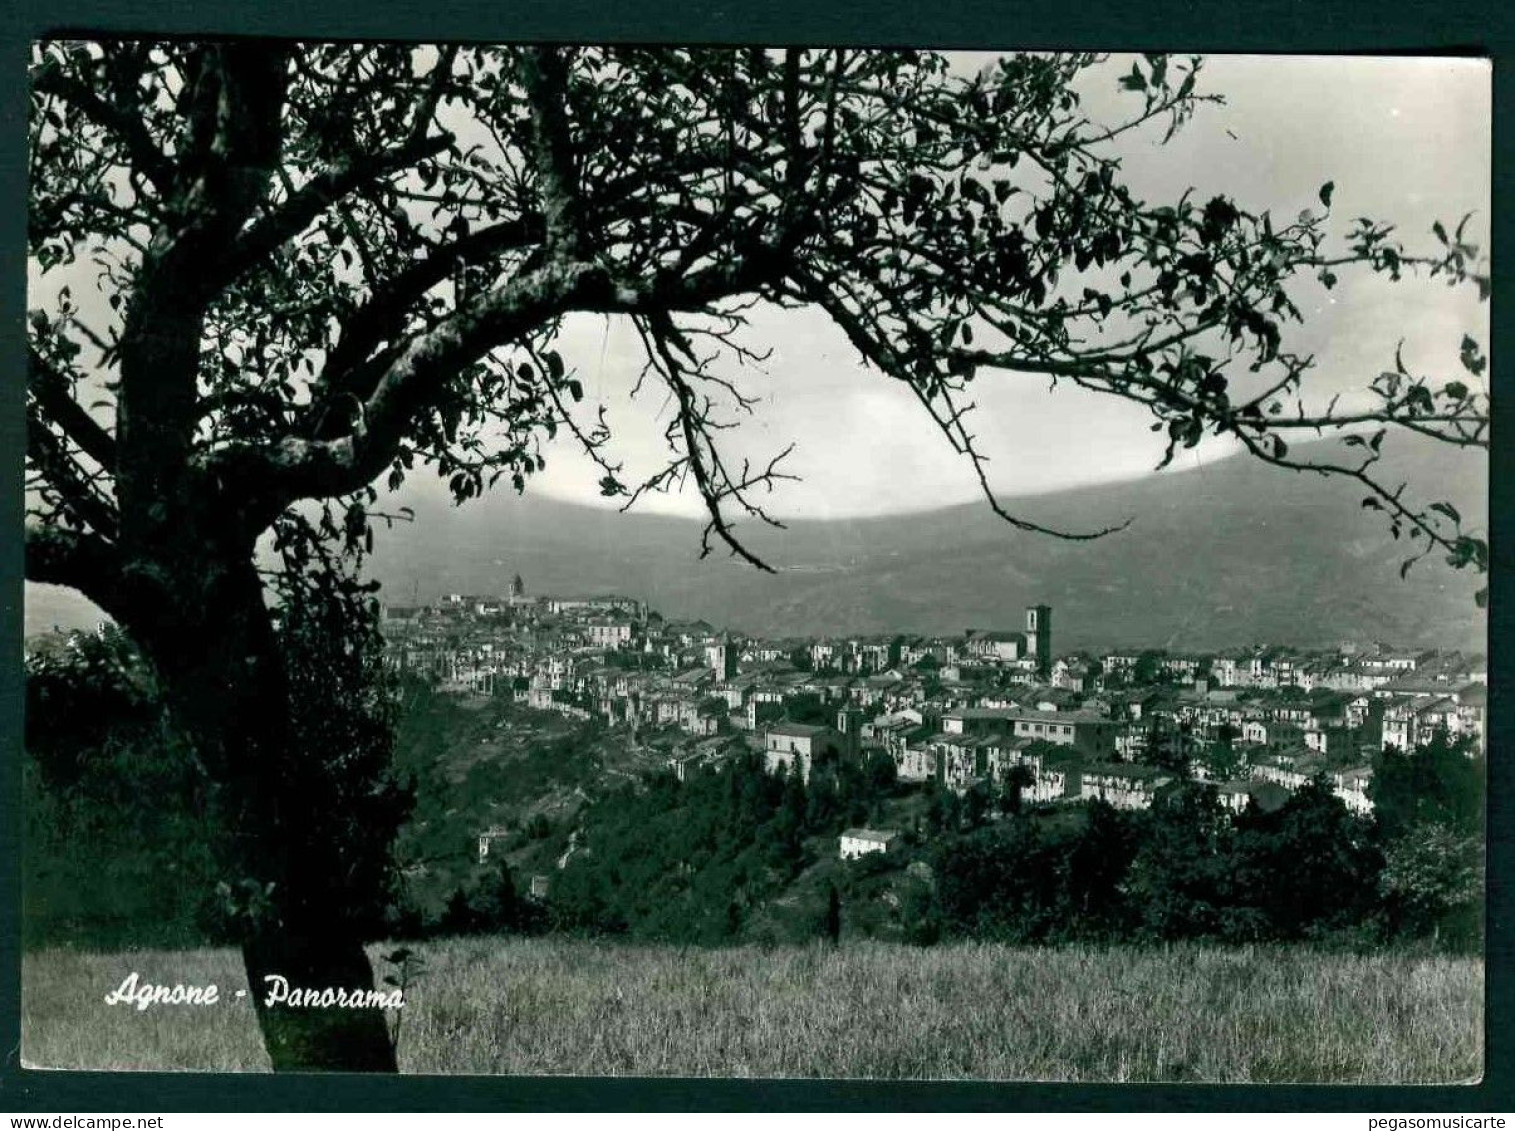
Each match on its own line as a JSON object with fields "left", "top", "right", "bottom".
{"left": 745, "top": 695, "right": 785, "bottom": 732}
{"left": 1006, "top": 748, "right": 1085, "bottom": 804}
{"left": 964, "top": 630, "right": 1027, "bottom": 663}
{"left": 1214, "top": 780, "right": 1290, "bottom": 815}
{"left": 1332, "top": 766, "right": 1375, "bottom": 815}
{"left": 939, "top": 706, "right": 1118, "bottom": 760}
{"left": 896, "top": 742, "right": 936, "bottom": 783}
{"left": 1080, "top": 763, "right": 1173, "bottom": 810}
{"left": 706, "top": 637, "right": 738, "bottom": 680}
{"left": 923, "top": 732, "right": 998, "bottom": 791}
{"left": 839, "top": 828, "right": 901, "bottom": 860}
{"left": 477, "top": 826, "right": 510, "bottom": 863}
{"left": 1025, "top": 604, "right": 1052, "bottom": 679}
{"left": 586, "top": 621, "right": 636, "bottom": 650}
{"left": 763, "top": 722, "right": 846, "bottom": 781}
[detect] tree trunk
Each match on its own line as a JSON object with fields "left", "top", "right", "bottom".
{"left": 130, "top": 550, "right": 403, "bottom": 1073}
{"left": 242, "top": 930, "right": 398, "bottom": 1072}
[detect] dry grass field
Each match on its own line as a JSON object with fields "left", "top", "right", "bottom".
{"left": 21, "top": 939, "right": 1483, "bottom": 1082}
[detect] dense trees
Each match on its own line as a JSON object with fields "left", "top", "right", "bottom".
{"left": 26, "top": 43, "right": 1487, "bottom": 1069}
{"left": 1370, "top": 731, "right": 1484, "bottom": 840}
{"left": 1371, "top": 732, "right": 1485, "bottom": 947}
{"left": 917, "top": 765, "right": 1473, "bottom": 950}
{"left": 550, "top": 748, "right": 903, "bottom": 942}
{"left": 23, "top": 629, "right": 220, "bottom": 948}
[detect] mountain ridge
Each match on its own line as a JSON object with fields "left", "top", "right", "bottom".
{"left": 361, "top": 435, "right": 1486, "bottom": 652}
{"left": 24, "top": 436, "right": 1487, "bottom": 652}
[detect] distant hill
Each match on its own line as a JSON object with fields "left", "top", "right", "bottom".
{"left": 353, "top": 434, "right": 1485, "bottom": 652}
{"left": 25, "top": 436, "right": 1487, "bottom": 651}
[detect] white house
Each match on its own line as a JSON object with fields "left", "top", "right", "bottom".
{"left": 839, "top": 828, "right": 901, "bottom": 860}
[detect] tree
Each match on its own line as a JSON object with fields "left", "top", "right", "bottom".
{"left": 1378, "top": 822, "right": 1483, "bottom": 950}
{"left": 1062, "top": 799, "right": 1139, "bottom": 939}
{"left": 1205, "top": 722, "right": 1244, "bottom": 782}
{"left": 998, "top": 763, "right": 1035, "bottom": 815}
{"left": 863, "top": 749, "right": 899, "bottom": 795}
{"left": 26, "top": 43, "right": 1487, "bottom": 1071}
{"left": 1126, "top": 780, "right": 1234, "bottom": 939}
{"left": 481, "top": 857, "right": 522, "bottom": 933}
{"left": 1232, "top": 775, "right": 1383, "bottom": 940}
{"left": 1369, "top": 730, "right": 1484, "bottom": 841}
{"left": 23, "top": 629, "right": 222, "bottom": 948}
{"left": 1132, "top": 652, "right": 1166, "bottom": 686}
{"left": 1140, "top": 718, "right": 1194, "bottom": 776}
{"left": 823, "top": 881, "right": 842, "bottom": 945}
{"left": 962, "top": 778, "right": 993, "bottom": 828}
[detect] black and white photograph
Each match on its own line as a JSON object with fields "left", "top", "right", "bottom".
{"left": 18, "top": 40, "right": 1490, "bottom": 1083}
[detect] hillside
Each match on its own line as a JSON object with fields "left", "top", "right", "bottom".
{"left": 24, "top": 435, "right": 1487, "bottom": 651}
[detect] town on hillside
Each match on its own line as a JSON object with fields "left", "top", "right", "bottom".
{"left": 379, "top": 576, "right": 1488, "bottom": 858}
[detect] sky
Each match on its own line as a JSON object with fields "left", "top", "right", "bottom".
{"left": 489, "top": 53, "right": 1491, "bottom": 522}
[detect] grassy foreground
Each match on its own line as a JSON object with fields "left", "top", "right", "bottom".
{"left": 22, "top": 939, "right": 1482, "bottom": 1082}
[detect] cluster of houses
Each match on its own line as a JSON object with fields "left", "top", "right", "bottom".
{"left": 381, "top": 583, "right": 1486, "bottom": 830}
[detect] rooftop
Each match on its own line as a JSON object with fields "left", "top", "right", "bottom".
{"left": 841, "top": 828, "right": 901, "bottom": 844}
{"left": 767, "top": 722, "right": 835, "bottom": 738}
{"left": 1083, "top": 762, "right": 1173, "bottom": 782}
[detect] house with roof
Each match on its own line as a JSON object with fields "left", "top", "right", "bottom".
{"left": 1332, "top": 765, "right": 1375, "bottom": 815}
{"left": 1050, "top": 658, "right": 1085, "bottom": 691}
{"left": 1457, "top": 684, "right": 1487, "bottom": 750}
{"left": 923, "top": 731, "right": 998, "bottom": 791}
{"left": 808, "top": 640, "right": 841, "bottom": 672}
{"left": 895, "top": 740, "right": 937, "bottom": 783}
{"left": 1026, "top": 752, "right": 1085, "bottom": 804}
{"left": 939, "top": 706, "right": 1119, "bottom": 759}
{"left": 1382, "top": 695, "right": 1467, "bottom": 751}
{"left": 963, "top": 629, "right": 1028, "bottom": 664}
{"left": 847, "top": 636, "right": 903, "bottom": 675}
{"left": 999, "top": 744, "right": 1085, "bottom": 804}
{"left": 1210, "top": 657, "right": 1240, "bottom": 687}
{"left": 763, "top": 721, "right": 846, "bottom": 782}
{"left": 839, "top": 828, "right": 902, "bottom": 860}
{"left": 1080, "top": 763, "right": 1174, "bottom": 810}
{"left": 1249, "top": 750, "right": 1326, "bottom": 791}
{"left": 477, "top": 825, "right": 511, "bottom": 863}
{"left": 1214, "top": 779, "right": 1290, "bottom": 815}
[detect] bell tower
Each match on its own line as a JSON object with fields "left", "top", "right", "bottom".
{"left": 1026, "top": 604, "right": 1052, "bottom": 679}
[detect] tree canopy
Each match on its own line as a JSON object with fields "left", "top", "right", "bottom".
{"left": 28, "top": 45, "right": 1489, "bottom": 601}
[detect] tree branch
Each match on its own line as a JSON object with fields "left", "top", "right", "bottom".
{"left": 28, "top": 348, "right": 117, "bottom": 471}
{"left": 31, "top": 57, "right": 174, "bottom": 196}
{"left": 219, "top": 132, "right": 453, "bottom": 288}
{"left": 27, "top": 407, "right": 119, "bottom": 539}
{"left": 25, "top": 525, "right": 119, "bottom": 595}
{"left": 518, "top": 47, "right": 583, "bottom": 256}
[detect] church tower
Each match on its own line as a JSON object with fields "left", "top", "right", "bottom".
{"left": 707, "top": 636, "right": 737, "bottom": 681}
{"left": 1025, "top": 604, "right": 1052, "bottom": 679}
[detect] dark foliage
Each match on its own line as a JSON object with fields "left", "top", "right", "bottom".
{"left": 23, "top": 629, "right": 221, "bottom": 947}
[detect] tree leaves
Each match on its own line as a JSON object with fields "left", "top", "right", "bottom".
{"left": 1118, "top": 61, "right": 1147, "bottom": 92}
{"left": 1457, "top": 336, "right": 1485, "bottom": 377}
